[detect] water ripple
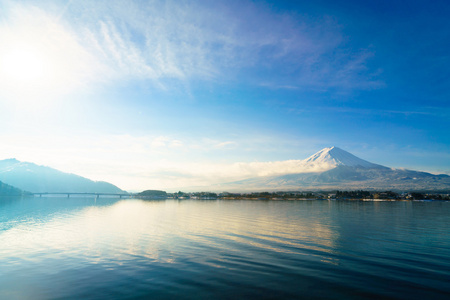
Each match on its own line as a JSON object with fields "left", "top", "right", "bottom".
{"left": 0, "top": 198, "right": 449, "bottom": 299}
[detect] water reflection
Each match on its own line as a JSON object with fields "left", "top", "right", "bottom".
{"left": 1, "top": 198, "right": 339, "bottom": 268}
{"left": 1, "top": 197, "right": 449, "bottom": 299}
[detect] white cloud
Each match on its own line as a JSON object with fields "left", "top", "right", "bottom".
{"left": 0, "top": 132, "right": 332, "bottom": 191}
{"left": 0, "top": 1, "right": 382, "bottom": 97}
{"left": 214, "top": 141, "right": 237, "bottom": 149}
{"left": 27, "top": 0, "right": 378, "bottom": 92}
{"left": 149, "top": 136, "right": 184, "bottom": 148}
{"left": 4, "top": 131, "right": 448, "bottom": 192}
{"left": 0, "top": 1, "right": 391, "bottom": 191}
{"left": 0, "top": 0, "right": 382, "bottom": 104}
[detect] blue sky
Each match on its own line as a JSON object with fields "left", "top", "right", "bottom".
{"left": 0, "top": 0, "right": 449, "bottom": 191}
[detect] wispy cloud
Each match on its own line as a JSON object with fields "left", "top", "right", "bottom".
{"left": 0, "top": 0, "right": 383, "bottom": 96}
{"left": 0, "top": 132, "right": 327, "bottom": 190}
{"left": 2, "top": 131, "right": 448, "bottom": 191}
{"left": 20, "top": 0, "right": 381, "bottom": 92}
{"left": 214, "top": 141, "right": 237, "bottom": 149}
{"left": 151, "top": 136, "right": 184, "bottom": 148}
{"left": 317, "top": 106, "right": 444, "bottom": 117}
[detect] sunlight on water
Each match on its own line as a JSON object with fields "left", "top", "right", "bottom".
{"left": 0, "top": 197, "right": 449, "bottom": 299}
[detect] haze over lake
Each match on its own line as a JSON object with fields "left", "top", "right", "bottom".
{"left": 1, "top": 196, "right": 449, "bottom": 299}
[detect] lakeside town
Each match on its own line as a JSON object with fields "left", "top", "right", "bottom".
{"left": 135, "top": 190, "right": 450, "bottom": 201}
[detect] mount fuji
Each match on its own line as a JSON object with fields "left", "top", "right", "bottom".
{"left": 221, "top": 147, "right": 450, "bottom": 191}
{"left": 303, "top": 147, "right": 384, "bottom": 169}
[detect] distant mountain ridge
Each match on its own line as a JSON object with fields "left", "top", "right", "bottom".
{"left": 0, "top": 179, "right": 30, "bottom": 196}
{"left": 220, "top": 147, "right": 450, "bottom": 191}
{"left": 0, "top": 158, "right": 126, "bottom": 194}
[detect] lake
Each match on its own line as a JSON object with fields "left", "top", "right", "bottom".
{"left": 1, "top": 197, "right": 449, "bottom": 299}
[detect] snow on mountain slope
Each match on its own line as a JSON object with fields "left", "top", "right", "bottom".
{"left": 303, "top": 147, "right": 385, "bottom": 169}
{"left": 227, "top": 147, "right": 387, "bottom": 178}
{"left": 218, "top": 147, "right": 450, "bottom": 191}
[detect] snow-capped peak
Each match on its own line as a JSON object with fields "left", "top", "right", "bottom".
{"left": 303, "top": 147, "right": 383, "bottom": 169}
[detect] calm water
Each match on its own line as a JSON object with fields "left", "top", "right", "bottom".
{"left": 0, "top": 197, "right": 449, "bottom": 300}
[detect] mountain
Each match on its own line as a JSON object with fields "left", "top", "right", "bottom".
{"left": 221, "top": 147, "right": 450, "bottom": 191}
{"left": 303, "top": 146, "right": 385, "bottom": 169}
{"left": 0, "top": 180, "right": 30, "bottom": 196}
{"left": 0, "top": 158, "right": 126, "bottom": 194}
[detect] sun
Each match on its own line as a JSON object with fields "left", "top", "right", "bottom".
{"left": 0, "top": 36, "right": 92, "bottom": 106}
{"left": 0, "top": 5, "right": 100, "bottom": 110}
{"left": 0, "top": 41, "right": 55, "bottom": 92}
{"left": 0, "top": 41, "right": 63, "bottom": 106}
{"left": 1, "top": 46, "right": 46, "bottom": 83}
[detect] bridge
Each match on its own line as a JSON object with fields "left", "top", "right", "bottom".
{"left": 33, "top": 192, "right": 133, "bottom": 199}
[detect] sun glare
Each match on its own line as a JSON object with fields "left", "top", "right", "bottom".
{"left": 0, "top": 41, "right": 57, "bottom": 99}
{"left": 0, "top": 5, "right": 103, "bottom": 109}
{"left": 0, "top": 38, "right": 74, "bottom": 107}
{"left": 1, "top": 47, "right": 46, "bottom": 83}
